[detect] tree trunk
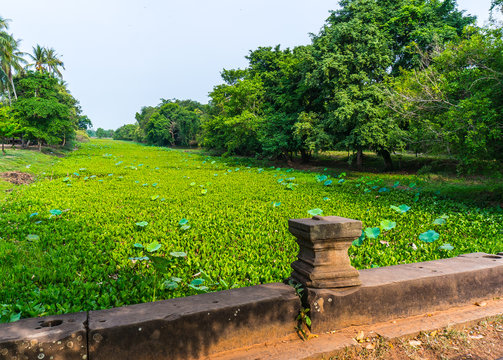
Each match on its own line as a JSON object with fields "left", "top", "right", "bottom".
{"left": 378, "top": 149, "right": 394, "bottom": 171}
{"left": 9, "top": 73, "right": 17, "bottom": 100}
{"left": 21, "top": 135, "right": 25, "bottom": 148}
{"left": 1, "top": 137, "right": 5, "bottom": 154}
{"left": 300, "top": 149, "right": 311, "bottom": 163}
{"left": 62, "top": 134, "right": 66, "bottom": 147}
{"left": 355, "top": 149, "right": 363, "bottom": 169}
{"left": 38, "top": 140, "right": 42, "bottom": 152}
{"left": 6, "top": 81, "right": 12, "bottom": 105}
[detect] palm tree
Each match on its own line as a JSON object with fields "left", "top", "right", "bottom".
{"left": 0, "top": 16, "right": 12, "bottom": 103}
{"left": 0, "top": 16, "right": 10, "bottom": 48}
{"left": 45, "top": 47, "right": 64, "bottom": 78}
{"left": 0, "top": 17, "right": 26, "bottom": 104}
{"left": 27, "top": 45, "right": 65, "bottom": 79}
{"left": 28, "top": 44, "right": 47, "bottom": 73}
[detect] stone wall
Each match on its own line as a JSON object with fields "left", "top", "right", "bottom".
{"left": 2, "top": 216, "right": 503, "bottom": 360}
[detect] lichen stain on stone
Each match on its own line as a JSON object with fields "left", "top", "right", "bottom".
{"left": 317, "top": 298, "right": 325, "bottom": 313}
{"left": 92, "top": 333, "right": 103, "bottom": 343}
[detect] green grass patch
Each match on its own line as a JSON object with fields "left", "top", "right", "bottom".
{"left": 0, "top": 147, "right": 64, "bottom": 194}
{"left": 1, "top": 139, "right": 502, "bottom": 322}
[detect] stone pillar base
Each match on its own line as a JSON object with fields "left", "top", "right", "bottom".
{"left": 289, "top": 215, "right": 362, "bottom": 289}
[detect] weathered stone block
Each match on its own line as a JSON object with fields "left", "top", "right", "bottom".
{"left": 307, "top": 253, "right": 503, "bottom": 333}
{"left": 88, "top": 283, "right": 299, "bottom": 360}
{"left": 289, "top": 215, "right": 362, "bottom": 288}
{"left": 0, "top": 312, "right": 87, "bottom": 360}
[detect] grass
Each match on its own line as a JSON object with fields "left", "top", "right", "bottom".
{"left": 0, "top": 140, "right": 502, "bottom": 322}
{"left": 0, "top": 146, "right": 68, "bottom": 192}
{"left": 204, "top": 148, "right": 503, "bottom": 206}
{"left": 306, "top": 150, "right": 503, "bottom": 206}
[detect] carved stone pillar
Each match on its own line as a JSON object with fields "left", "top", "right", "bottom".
{"left": 289, "top": 215, "right": 362, "bottom": 288}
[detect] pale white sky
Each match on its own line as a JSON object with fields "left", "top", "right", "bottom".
{"left": 1, "top": 0, "right": 495, "bottom": 130}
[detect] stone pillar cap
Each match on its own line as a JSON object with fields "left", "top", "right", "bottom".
{"left": 288, "top": 216, "right": 362, "bottom": 240}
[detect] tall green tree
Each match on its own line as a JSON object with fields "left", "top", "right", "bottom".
{"left": 113, "top": 124, "right": 137, "bottom": 141}
{"left": 133, "top": 106, "right": 156, "bottom": 142}
{"left": 12, "top": 71, "right": 75, "bottom": 150}
{"left": 387, "top": 27, "right": 503, "bottom": 170}
{"left": 0, "top": 105, "right": 20, "bottom": 153}
{"left": 248, "top": 46, "right": 324, "bottom": 161}
{"left": 203, "top": 73, "right": 264, "bottom": 155}
{"left": 77, "top": 115, "right": 92, "bottom": 130}
{"left": 95, "top": 128, "right": 114, "bottom": 138}
{"left": 382, "top": 0, "right": 475, "bottom": 74}
{"left": 305, "top": 0, "right": 474, "bottom": 169}
{"left": 309, "top": 0, "right": 398, "bottom": 169}
{"left": 158, "top": 100, "right": 202, "bottom": 146}
{"left": 141, "top": 100, "right": 204, "bottom": 147}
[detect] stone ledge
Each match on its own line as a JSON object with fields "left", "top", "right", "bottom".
{"left": 210, "top": 297, "right": 503, "bottom": 360}
{"left": 2, "top": 253, "right": 503, "bottom": 360}
{"left": 307, "top": 252, "right": 503, "bottom": 333}
{"left": 0, "top": 312, "right": 87, "bottom": 360}
{"left": 88, "top": 283, "right": 299, "bottom": 360}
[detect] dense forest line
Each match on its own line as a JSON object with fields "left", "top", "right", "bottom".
{"left": 0, "top": 17, "right": 91, "bottom": 152}
{"left": 116, "top": 0, "right": 503, "bottom": 173}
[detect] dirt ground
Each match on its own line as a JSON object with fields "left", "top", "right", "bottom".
{"left": 0, "top": 171, "right": 34, "bottom": 185}
{"left": 330, "top": 316, "right": 503, "bottom": 360}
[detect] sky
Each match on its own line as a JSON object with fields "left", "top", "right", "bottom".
{"left": 1, "top": 0, "right": 497, "bottom": 130}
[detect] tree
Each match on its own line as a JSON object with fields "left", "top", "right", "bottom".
{"left": 133, "top": 106, "right": 156, "bottom": 142}
{"left": 27, "top": 45, "right": 46, "bottom": 73}
{"left": 113, "top": 124, "right": 137, "bottom": 141}
{"left": 491, "top": 0, "right": 503, "bottom": 17}
{"left": 96, "top": 128, "right": 106, "bottom": 138}
{"left": 13, "top": 71, "right": 75, "bottom": 150}
{"left": 77, "top": 115, "right": 92, "bottom": 130}
{"left": 302, "top": 0, "right": 473, "bottom": 169}
{"left": 0, "top": 105, "right": 20, "bottom": 153}
{"left": 130, "top": 99, "right": 206, "bottom": 147}
{"left": 381, "top": 0, "right": 475, "bottom": 75}
{"left": 248, "top": 45, "right": 323, "bottom": 161}
{"left": 27, "top": 45, "right": 64, "bottom": 78}
{"left": 117, "top": 0, "right": 479, "bottom": 170}
{"left": 203, "top": 74, "right": 264, "bottom": 155}
{"left": 308, "top": 0, "right": 398, "bottom": 169}
{"left": 44, "top": 48, "right": 65, "bottom": 78}
{"left": 0, "top": 17, "right": 25, "bottom": 104}
{"left": 158, "top": 100, "right": 202, "bottom": 146}
{"left": 387, "top": 27, "right": 503, "bottom": 170}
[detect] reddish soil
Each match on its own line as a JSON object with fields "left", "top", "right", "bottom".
{"left": 0, "top": 171, "right": 34, "bottom": 185}
{"left": 332, "top": 316, "right": 503, "bottom": 360}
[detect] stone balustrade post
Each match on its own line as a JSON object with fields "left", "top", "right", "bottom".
{"left": 289, "top": 215, "right": 362, "bottom": 288}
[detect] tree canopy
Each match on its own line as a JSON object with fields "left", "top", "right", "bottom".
{"left": 123, "top": 99, "right": 208, "bottom": 147}
{"left": 0, "top": 16, "right": 89, "bottom": 152}
{"left": 120, "top": 0, "right": 501, "bottom": 172}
